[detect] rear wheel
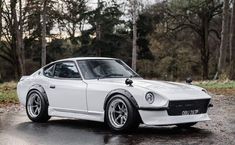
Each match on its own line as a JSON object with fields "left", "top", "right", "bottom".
{"left": 105, "top": 95, "right": 139, "bottom": 132}
{"left": 26, "top": 90, "right": 50, "bottom": 122}
{"left": 176, "top": 122, "right": 197, "bottom": 128}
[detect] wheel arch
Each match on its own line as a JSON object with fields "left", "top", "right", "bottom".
{"left": 27, "top": 84, "right": 49, "bottom": 105}
{"left": 103, "top": 89, "right": 139, "bottom": 110}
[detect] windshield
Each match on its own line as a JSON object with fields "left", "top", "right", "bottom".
{"left": 77, "top": 59, "right": 140, "bottom": 79}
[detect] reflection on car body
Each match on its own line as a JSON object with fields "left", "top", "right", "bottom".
{"left": 17, "top": 57, "right": 212, "bottom": 132}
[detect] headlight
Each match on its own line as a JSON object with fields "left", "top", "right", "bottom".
{"left": 145, "top": 92, "right": 155, "bottom": 104}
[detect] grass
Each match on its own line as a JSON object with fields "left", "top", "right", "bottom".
{"left": 0, "top": 80, "right": 234, "bottom": 105}
{"left": 0, "top": 82, "right": 18, "bottom": 104}
{"left": 194, "top": 80, "right": 235, "bottom": 95}
{"left": 194, "top": 80, "right": 235, "bottom": 89}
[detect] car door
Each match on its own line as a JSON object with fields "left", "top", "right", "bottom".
{"left": 44, "top": 61, "right": 87, "bottom": 112}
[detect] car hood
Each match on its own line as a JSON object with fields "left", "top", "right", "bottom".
{"left": 99, "top": 78, "right": 211, "bottom": 100}
{"left": 134, "top": 79, "right": 211, "bottom": 100}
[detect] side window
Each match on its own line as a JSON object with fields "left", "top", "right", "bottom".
{"left": 43, "top": 64, "right": 55, "bottom": 78}
{"left": 54, "top": 62, "right": 81, "bottom": 79}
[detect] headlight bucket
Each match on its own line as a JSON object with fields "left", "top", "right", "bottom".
{"left": 145, "top": 92, "right": 155, "bottom": 104}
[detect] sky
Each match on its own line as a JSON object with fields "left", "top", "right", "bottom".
{"left": 51, "top": 0, "right": 158, "bottom": 38}
{"left": 87, "top": 0, "right": 157, "bottom": 8}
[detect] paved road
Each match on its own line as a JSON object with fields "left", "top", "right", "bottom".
{"left": 0, "top": 94, "right": 234, "bottom": 145}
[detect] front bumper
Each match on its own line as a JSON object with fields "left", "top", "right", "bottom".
{"left": 139, "top": 110, "right": 210, "bottom": 125}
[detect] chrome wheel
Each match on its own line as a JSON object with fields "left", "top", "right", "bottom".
{"left": 27, "top": 93, "right": 41, "bottom": 118}
{"left": 108, "top": 98, "right": 128, "bottom": 128}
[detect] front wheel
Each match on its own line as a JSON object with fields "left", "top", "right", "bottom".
{"left": 26, "top": 90, "right": 51, "bottom": 122}
{"left": 105, "top": 95, "right": 140, "bottom": 132}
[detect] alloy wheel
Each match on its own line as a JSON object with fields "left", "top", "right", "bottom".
{"left": 108, "top": 98, "right": 128, "bottom": 128}
{"left": 27, "top": 93, "right": 42, "bottom": 118}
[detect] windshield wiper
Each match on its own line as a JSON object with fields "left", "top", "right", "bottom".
{"left": 98, "top": 73, "right": 123, "bottom": 79}
{"left": 129, "top": 74, "right": 140, "bottom": 78}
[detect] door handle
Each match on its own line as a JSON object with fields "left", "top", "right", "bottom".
{"left": 50, "top": 85, "right": 56, "bottom": 89}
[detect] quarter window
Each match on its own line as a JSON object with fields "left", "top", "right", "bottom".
{"left": 54, "top": 62, "right": 81, "bottom": 79}
{"left": 43, "top": 64, "right": 55, "bottom": 78}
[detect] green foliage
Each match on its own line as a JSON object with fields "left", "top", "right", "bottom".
{"left": 0, "top": 0, "right": 227, "bottom": 81}
{"left": 0, "top": 82, "right": 18, "bottom": 103}
{"left": 137, "top": 12, "right": 154, "bottom": 60}
{"left": 195, "top": 81, "right": 235, "bottom": 89}
{"left": 26, "top": 0, "right": 56, "bottom": 39}
{"left": 55, "top": 0, "right": 88, "bottom": 40}
{"left": 47, "top": 39, "right": 80, "bottom": 61}
{"left": 137, "top": 59, "right": 159, "bottom": 78}
{"left": 76, "top": 0, "right": 129, "bottom": 58}
{"left": 144, "top": 0, "right": 223, "bottom": 80}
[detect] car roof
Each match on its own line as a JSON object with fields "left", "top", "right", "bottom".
{"left": 57, "top": 57, "right": 117, "bottom": 62}
{"left": 44, "top": 57, "right": 118, "bottom": 68}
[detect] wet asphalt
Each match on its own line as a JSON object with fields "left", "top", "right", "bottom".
{"left": 0, "top": 95, "right": 234, "bottom": 145}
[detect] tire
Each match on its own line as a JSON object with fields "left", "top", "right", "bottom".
{"left": 26, "top": 90, "right": 51, "bottom": 122}
{"left": 176, "top": 122, "right": 197, "bottom": 128}
{"left": 105, "top": 94, "right": 140, "bottom": 132}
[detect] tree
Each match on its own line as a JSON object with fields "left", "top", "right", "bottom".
{"left": 81, "top": 0, "right": 123, "bottom": 57}
{"left": 130, "top": 0, "right": 138, "bottom": 71}
{"left": 25, "top": 0, "right": 55, "bottom": 66}
{"left": 41, "top": 0, "right": 48, "bottom": 67}
{"left": 0, "top": 0, "right": 26, "bottom": 78}
{"left": 215, "top": 0, "right": 230, "bottom": 79}
{"left": 55, "top": 0, "right": 88, "bottom": 41}
{"left": 18, "top": 0, "right": 26, "bottom": 75}
{"left": 166, "top": 0, "right": 223, "bottom": 79}
{"left": 137, "top": 11, "right": 154, "bottom": 60}
{"left": 230, "top": 0, "right": 235, "bottom": 79}
{"left": 0, "top": 0, "right": 2, "bottom": 41}
{"left": 127, "top": 0, "right": 144, "bottom": 71}
{"left": 10, "top": 0, "right": 21, "bottom": 77}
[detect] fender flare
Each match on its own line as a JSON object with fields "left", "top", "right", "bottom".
{"left": 103, "top": 89, "right": 139, "bottom": 110}
{"left": 27, "top": 84, "right": 49, "bottom": 105}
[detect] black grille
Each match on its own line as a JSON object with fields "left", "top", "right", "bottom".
{"left": 167, "top": 99, "right": 210, "bottom": 116}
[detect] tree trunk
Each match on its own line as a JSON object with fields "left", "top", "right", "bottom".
{"left": 201, "top": 15, "right": 210, "bottom": 80}
{"left": 216, "top": 0, "right": 230, "bottom": 79}
{"left": 41, "top": 0, "right": 47, "bottom": 67}
{"left": 96, "top": 0, "right": 101, "bottom": 56}
{"left": 132, "top": 0, "right": 137, "bottom": 71}
{"left": 229, "top": 0, "right": 235, "bottom": 80}
{"left": 0, "top": 0, "right": 2, "bottom": 41}
{"left": 18, "top": 0, "right": 25, "bottom": 75}
{"left": 11, "top": 0, "right": 22, "bottom": 79}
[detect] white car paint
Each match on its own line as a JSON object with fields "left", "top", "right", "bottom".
{"left": 17, "top": 57, "right": 211, "bottom": 125}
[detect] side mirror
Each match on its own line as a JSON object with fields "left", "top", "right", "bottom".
{"left": 186, "top": 77, "right": 192, "bottom": 84}
{"left": 125, "top": 78, "right": 133, "bottom": 86}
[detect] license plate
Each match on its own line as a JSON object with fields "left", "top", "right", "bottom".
{"left": 182, "top": 110, "right": 199, "bottom": 115}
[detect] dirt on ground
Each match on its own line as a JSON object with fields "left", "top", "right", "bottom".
{"left": 207, "top": 88, "right": 235, "bottom": 96}
{"left": 0, "top": 103, "right": 23, "bottom": 113}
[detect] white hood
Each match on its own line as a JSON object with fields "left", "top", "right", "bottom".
{"left": 132, "top": 79, "right": 211, "bottom": 100}
{"left": 98, "top": 78, "right": 211, "bottom": 100}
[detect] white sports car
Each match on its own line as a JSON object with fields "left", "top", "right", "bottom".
{"left": 17, "top": 57, "right": 212, "bottom": 131}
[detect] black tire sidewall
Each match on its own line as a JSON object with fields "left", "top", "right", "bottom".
{"left": 105, "top": 94, "right": 138, "bottom": 132}
{"left": 26, "top": 90, "right": 50, "bottom": 122}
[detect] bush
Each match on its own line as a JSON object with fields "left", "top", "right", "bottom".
{"left": 0, "top": 82, "right": 18, "bottom": 104}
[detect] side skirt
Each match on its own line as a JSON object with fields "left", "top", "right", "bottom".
{"left": 48, "top": 107, "right": 104, "bottom": 122}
